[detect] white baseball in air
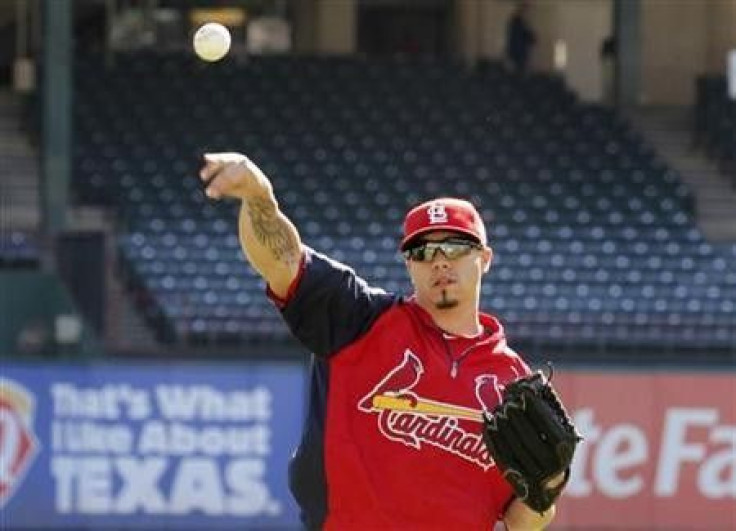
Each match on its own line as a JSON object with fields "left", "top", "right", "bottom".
{"left": 193, "top": 23, "right": 231, "bottom": 62}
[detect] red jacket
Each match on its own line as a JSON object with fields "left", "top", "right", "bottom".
{"left": 270, "top": 247, "right": 531, "bottom": 530}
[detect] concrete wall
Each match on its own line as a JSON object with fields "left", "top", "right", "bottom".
{"left": 291, "top": 0, "right": 316, "bottom": 53}
{"left": 454, "top": 0, "right": 482, "bottom": 65}
{"left": 639, "top": 0, "right": 736, "bottom": 105}
{"left": 299, "top": 0, "right": 735, "bottom": 104}
{"left": 457, "top": 0, "right": 735, "bottom": 105}
{"left": 640, "top": 0, "right": 708, "bottom": 105}
{"left": 315, "top": 0, "right": 356, "bottom": 54}
{"left": 0, "top": 1, "right": 15, "bottom": 27}
{"left": 708, "top": 0, "right": 736, "bottom": 73}
{"left": 552, "top": 1, "right": 612, "bottom": 102}
{"left": 457, "top": 0, "right": 612, "bottom": 101}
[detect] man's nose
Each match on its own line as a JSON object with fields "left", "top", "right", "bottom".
{"left": 431, "top": 251, "right": 451, "bottom": 268}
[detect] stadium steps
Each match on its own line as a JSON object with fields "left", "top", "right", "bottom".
{"left": 107, "top": 254, "right": 160, "bottom": 351}
{"left": 0, "top": 89, "right": 159, "bottom": 352}
{"left": 63, "top": 208, "right": 160, "bottom": 352}
{"left": 629, "top": 106, "right": 736, "bottom": 242}
{"left": 0, "top": 89, "right": 40, "bottom": 231}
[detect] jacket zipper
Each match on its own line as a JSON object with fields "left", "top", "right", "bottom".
{"left": 441, "top": 334, "right": 488, "bottom": 379}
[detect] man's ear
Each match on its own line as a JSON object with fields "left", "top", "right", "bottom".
{"left": 482, "top": 246, "right": 493, "bottom": 274}
{"left": 405, "top": 260, "right": 416, "bottom": 286}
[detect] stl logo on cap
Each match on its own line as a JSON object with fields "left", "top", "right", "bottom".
{"left": 0, "top": 379, "right": 40, "bottom": 508}
{"left": 401, "top": 197, "right": 487, "bottom": 251}
{"left": 427, "top": 203, "right": 449, "bottom": 224}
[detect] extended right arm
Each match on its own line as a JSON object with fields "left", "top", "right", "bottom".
{"left": 199, "top": 152, "right": 395, "bottom": 357}
{"left": 199, "top": 152, "right": 302, "bottom": 297}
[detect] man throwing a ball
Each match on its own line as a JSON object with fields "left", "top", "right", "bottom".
{"left": 200, "top": 152, "right": 566, "bottom": 530}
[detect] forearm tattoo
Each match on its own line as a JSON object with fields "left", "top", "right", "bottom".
{"left": 245, "top": 198, "right": 300, "bottom": 266}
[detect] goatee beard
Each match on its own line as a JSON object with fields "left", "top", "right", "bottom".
{"left": 435, "top": 290, "right": 458, "bottom": 310}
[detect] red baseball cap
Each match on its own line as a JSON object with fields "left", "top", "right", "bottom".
{"left": 400, "top": 197, "right": 487, "bottom": 251}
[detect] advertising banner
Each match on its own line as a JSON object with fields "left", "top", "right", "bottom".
{"left": 2, "top": 363, "right": 733, "bottom": 530}
{"left": 552, "top": 370, "right": 736, "bottom": 531}
{"left": 1, "top": 361, "right": 305, "bottom": 529}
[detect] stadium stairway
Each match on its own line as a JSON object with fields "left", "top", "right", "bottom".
{"left": 56, "top": 207, "right": 161, "bottom": 351}
{"left": 629, "top": 106, "right": 736, "bottom": 241}
{"left": 106, "top": 265, "right": 160, "bottom": 351}
{"left": 0, "top": 89, "right": 40, "bottom": 231}
{"left": 0, "top": 88, "right": 159, "bottom": 350}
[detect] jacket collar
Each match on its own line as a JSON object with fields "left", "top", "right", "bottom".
{"left": 403, "top": 296, "right": 508, "bottom": 354}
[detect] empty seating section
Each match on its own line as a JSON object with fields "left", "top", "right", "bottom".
{"left": 74, "top": 53, "right": 736, "bottom": 350}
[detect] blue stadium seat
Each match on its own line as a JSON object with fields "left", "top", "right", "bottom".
{"left": 72, "top": 53, "right": 735, "bottom": 350}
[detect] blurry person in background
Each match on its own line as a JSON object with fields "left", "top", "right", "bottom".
{"left": 505, "top": 1, "right": 536, "bottom": 75}
{"left": 600, "top": 35, "right": 617, "bottom": 106}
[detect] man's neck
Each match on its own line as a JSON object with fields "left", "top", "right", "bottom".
{"left": 418, "top": 300, "right": 482, "bottom": 337}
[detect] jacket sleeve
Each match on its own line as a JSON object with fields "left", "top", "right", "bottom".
{"left": 269, "top": 246, "right": 397, "bottom": 357}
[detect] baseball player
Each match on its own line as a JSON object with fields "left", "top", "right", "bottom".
{"left": 200, "top": 152, "right": 566, "bottom": 530}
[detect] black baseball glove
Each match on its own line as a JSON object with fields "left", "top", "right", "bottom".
{"left": 482, "top": 366, "right": 582, "bottom": 514}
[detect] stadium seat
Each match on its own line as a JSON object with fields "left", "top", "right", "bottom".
{"left": 72, "top": 53, "right": 735, "bottom": 351}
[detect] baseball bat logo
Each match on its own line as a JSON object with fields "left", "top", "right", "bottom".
{"left": 357, "top": 350, "right": 507, "bottom": 470}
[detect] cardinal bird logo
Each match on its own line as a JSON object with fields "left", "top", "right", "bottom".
{"left": 357, "top": 351, "right": 496, "bottom": 469}
{"left": 474, "top": 374, "right": 505, "bottom": 414}
{"left": 0, "top": 379, "right": 40, "bottom": 508}
{"left": 358, "top": 350, "right": 424, "bottom": 412}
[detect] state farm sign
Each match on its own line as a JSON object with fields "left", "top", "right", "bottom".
{"left": 551, "top": 371, "right": 735, "bottom": 530}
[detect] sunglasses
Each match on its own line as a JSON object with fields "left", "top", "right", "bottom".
{"left": 403, "top": 238, "right": 483, "bottom": 262}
